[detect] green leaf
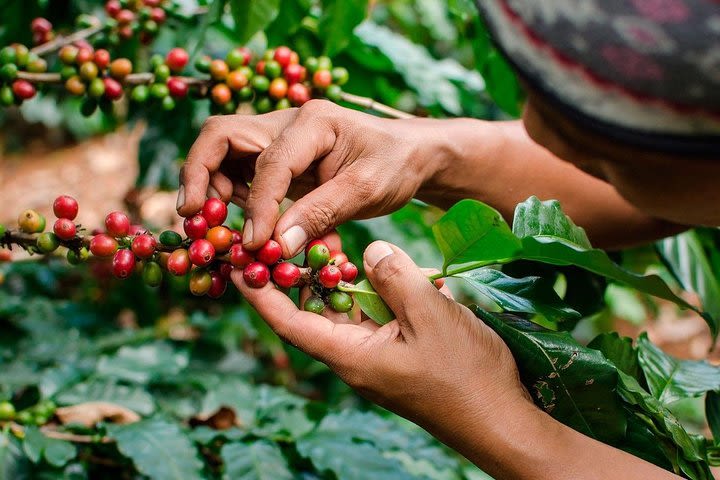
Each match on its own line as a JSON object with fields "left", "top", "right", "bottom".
{"left": 109, "top": 418, "right": 204, "bottom": 480}
{"left": 458, "top": 269, "right": 579, "bottom": 320}
{"left": 474, "top": 308, "right": 627, "bottom": 444}
{"left": 265, "top": 0, "right": 311, "bottom": 45}
{"left": 221, "top": 441, "right": 293, "bottom": 480}
{"left": 657, "top": 230, "right": 720, "bottom": 339}
{"left": 705, "top": 391, "right": 720, "bottom": 445}
{"left": 637, "top": 334, "right": 720, "bottom": 405}
{"left": 0, "top": 431, "right": 30, "bottom": 480}
{"left": 512, "top": 196, "right": 591, "bottom": 249}
{"left": 587, "top": 332, "right": 640, "bottom": 379}
{"left": 21, "top": 427, "right": 43, "bottom": 464}
{"left": 480, "top": 50, "right": 523, "bottom": 117}
{"left": 338, "top": 280, "right": 394, "bottom": 324}
{"left": 96, "top": 342, "right": 189, "bottom": 384}
{"left": 56, "top": 378, "right": 155, "bottom": 416}
{"left": 432, "top": 199, "right": 521, "bottom": 274}
{"left": 229, "top": 0, "right": 281, "bottom": 45}
{"left": 21, "top": 427, "right": 75, "bottom": 468}
{"left": 319, "top": 0, "right": 368, "bottom": 57}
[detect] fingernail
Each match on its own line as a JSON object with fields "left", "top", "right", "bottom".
{"left": 176, "top": 185, "right": 185, "bottom": 211}
{"left": 365, "top": 241, "right": 393, "bottom": 268}
{"left": 207, "top": 185, "right": 220, "bottom": 199}
{"left": 243, "top": 219, "right": 254, "bottom": 246}
{"left": 281, "top": 225, "right": 307, "bottom": 256}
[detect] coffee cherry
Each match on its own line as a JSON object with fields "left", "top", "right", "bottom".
{"left": 150, "top": 83, "right": 169, "bottom": 99}
{"left": 305, "top": 239, "right": 328, "bottom": 255}
{"left": 53, "top": 195, "right": 78, "bottom": 220}
{"left": 254, "top": 96, "right": 272, "bottom": 114}
{"left": 90, "top": 234, "right": 118, "bottom": 257}
{"left": 289, "top": 51, "right": 300, "bottom": 65}
{"left": 329, "top": 251, "right": 348, "bottom": 266}
{"left": 105, "top": 211, "right": 130, "bottom": 237}
{"left": 283, "top": 63, "right": 305, "bottom": 84}
{"left": 129, "top": 84, "right": 148, "bottom": 103}
{"left": 0, "top": 86, "right": 14, "bottom": 106}
{"left": 150, "top": 8, "right": 166, "bottom": 24}
{"left": 207, "top": 271, "right": 227, "bottom": 298}
{"left": 183, "top": 214, "right": 208, "bottom": 240}
{"left": 264, "top": 60, "right": 282, "bottom": 79}
{"left": 229, "top": 243, "right": 254, "bottom": 268}
{"left": 226, "top": 71, "right": 248, "bottom": 91}
{"left": 287, "top": 83, "right": 310, "bottom": 106}
{"left": 166, "top": 48, "right": 189, "bottom": 72}
{"left": 318, "top": 264, "right": 342, "bottom": 289}
{"left": 37, "top": 232, "right": 60, "bottom": 253}
{"left": 131, "top": 234, "right": 157, "bottom": 259}
{"left": 188, "top": 239, "right": 215, "bottom": 267}
{"left": 53, "top": 218, "right": 76, "bottom": 240}
{"left": 303, "top": 296, "right": 325, "bottom": 315}
{"left": 93, "top": 49, "right": 111, "bottom": 70}
{"left": 251, "top": 75, "right": 269, "bottom": 92}
{"left": 329, "top": 291, "right": 354, "bottom": 313}
{"left": 167, "top": 77, "right": 188, "bottom": 98}
{"left": 59, "top": 45, "right": 78, "bottom": 65}
{"left": 201, "top": 198, "right": 228, "bottom": 227}
{"left": 225, "top": 49, "right": 246, "bottom": 70}
{"left": 189, "top": 269, "right": 212, "bottom": 296}
{"left": 88, "top": 78, "right": 105, "bottom": 98}
{"left": 0, "top": 401, "right": 15, "bottom": 421}
{"left": 206, "top": 226, "right": 233, "bottom": 253}
{"left": 255, "top": 60, "right": 266, "bottom": 76}
{"left": 338, "top": 262, "right": 358, "bottom": 283}
{"left": 0, "top": 249, "right": 11, "bottom": 262}
{"left": 167, "top": 248, "right": 191, "bottom": 275}
{"left": 140, "top": 261, "right": 161, "bottom": 287}
{"left": 103, "top": 78, "right": 123, "bottom": 100}
{"left": 18, "top": 209, "right": 45, "bottom": 233}
{"left": 31, "top": 17, "right": 53, "bottom": 34}
{"left": 12, "top": 80, "right": 36, "bottom": 100}
{"left": 273, "top": 46, "right": 293, "bottom": 68}
{"left": 116, "top": 9, "right": 135, "bottom": 24}
{"left": 118, "top": 25, "right": 134, "bottom": 40}
{"left": 75, "top": 47, "right": 94, "bottom": 66}
{"left": 65, "top": 76, "right": 86, "bottom": 96}
{"left": 209, "top": 59, "right": 229, "bottom": 80}
{"left": 105, "top": 0, "right": 122, "bottom": 16}
{"left": 307, "top": 243, "right": 330, "bottom": 270}
{"left": 67, "top": 247, "right": 89, "bottom": 265}
{"left": 313, "top": 70, "right": 332, "bottom": 89}
{"left": 0, "top": 224, "right": 5, "bottom": 237}
{"left": 239, "top": 86, "right": 253, "bottom": 100}
{"left": 12, "top": 44, "right": 28, "bottom": 66}
{"left": 210, "top": 83, "right": 232, "bottom": 105}
{"left": 154, "top": 64, "right": 171, "bottom": 82}
{"left": 159, "top": 230, "right": 182, "bottom": 246}
{"left": 112, "top": 249, "right": 135, "bottom": 278}
{"left": 317, "top": 56, "right": 332, "bottom": 71}
{"left": 219, "top": 262, "right": 234, "bottom": 280}
{"left": 272, "top": 262, "right": 301, "bottom": 288}
{"left": 0, "top": 64, "right": 17, "bottom": 82}
{"left": 195, "top": 55, "right": 211, "bottom": 73}
{"left": 275, "top": 98, "right": 291, "bottom": 110}
{"left": 109, "top": 58, "right": 132, "bottom": 79}
{"left": 325, "top": 84, "right": 342, "bottom": 102}
{"left": 26, "top": 57, "right": 47, "bottom": 73}
{"left": 243, "top": 262, "right": 270, "bottom": 288}
{"left": 269, "top": 77, "right": 288, "bottom": 100}
{"left": 257, "top": 239, "right": 282, "bottom": 265}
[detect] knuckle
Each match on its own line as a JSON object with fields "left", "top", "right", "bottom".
{"left": 300, "top": 98, "right": 332, "bottom": 116}
{"left": 200, "top": 115, "right": 223, "bottom": 133}
{"left": 376, "top": 254, "right": 408, "bottom": 287}
{"left": 300, "top": 203, "right": 338, "bottom": 236}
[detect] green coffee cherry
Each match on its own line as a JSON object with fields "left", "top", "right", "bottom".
{"left": 307, "top": 244, "right": 330, "bottom": 271}
{"left": 0, "top": 63, "right": 18, "bottom": 81}
{"left": 37, "top": 232, "right": 60, "bottom": 253}
{"left": 0, "top": 46, "right": 17, "bottom": 65}
{"left": 254, "top": 96, "right": 272, "bottom": 114}
{"left": 67, "top": 247, "right": 89, "bottom": 265}
{"left": 142, "top": 261, "right": 162, "bottom": 287}
{"left": 264, "top": 60, "right": 282, "bottom": 79}
{"left": 150, "top": 83, "right": 169, "bottom": 99}
{"left": 0, "top": 86, "right": 13, "bottom": 106}
{"left": 195, "top": 56, "right": 211, "bottom": 73}
{"left": 154, "top": 64, "right": 170, "bottom": 82}
{"left": 331, "top": 67, "right": 349, "bottom": 86}
{"left": 225, "top": 49, "right": 245, "bottom": 70}
{"left": 14, "top": 45, "right": 29, "bottom": 68}
{"left": 161, "top": 95, "right": 176, "bottom": 111}
{"left": 35, "top": 400, "right": 56, "bottom": 418}
{"left": 0, "top": 223, "right": 5, "bottom": 237}
{"left": 329, "top": 291, "right": 354, "bottom": 313}
{"left": 317, "top": 56, "right": 332, "bottom": 71}
{"left": 150, "top": 54, "right": 165, "bottom": 70}
{"left": 239, "top": 86, "right": 253, "bottom": 101}
{"left": 131, "top": 84, "right": 150, "bottom": 103}
{"left": 0, "top": 401, "right": 16, "bottom": 421}
{"left": 60, "top": 66, "right": 77, "bottom": 81}
{"left": 16, "top": 410, "right": 33, "bottom": 424}
{"left": 325, "top": 85, "right": 342, "bottom": 102}
{"left": 275, "top": 98, "right": 291, "bottom": 110}
{"left": 305, "top": 57, "right": 318, "bottom": 74}
{"left": 251, "top": 75, "right": 269, "bottom": 93}
{"left": 159, "top": 230, "right": 182, "bottom": 246}
{"left": 304, "top": 296, "right": 325, "bottom": 315}
{"left": 88, "top": 77, "right": 105, "bottom": 98}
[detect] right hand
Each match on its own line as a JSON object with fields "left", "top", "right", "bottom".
{"left": 177, "top": 100, "right": 446, "bottom": 257}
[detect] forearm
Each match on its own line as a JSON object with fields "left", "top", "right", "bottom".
{"left": 417, "top": 119, "right": 684, "bottom": 249}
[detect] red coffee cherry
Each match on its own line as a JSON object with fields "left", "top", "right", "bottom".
{"left": 231, "top": 229, "right": 242, "bottom": 244}
{"left": 131, "top": 234, "right": 157, "bottom": 259}
{"left": 167, "top": 249, "right": 191, "bottom": 276}
{"left": 94, "top": 49, "right": 111, "bottom": 70}
{"left": 31, "top": 18, "right": 53, "bottom": 34}
{"left": 75, "top": 47, "right": 94, "bottom": 65}
{"left": 226, "top": 71, "right": 248, "bottom": 91}
{"left": 255, "top": 60, "right": 266, "bottom": 76}
{"left": 188, "top": 239, "right": 215, "bottom": 267}
{"left": 206, "top": 226, "right": 233, "bottom": 253}
{"left": 167, "top": 77, "right": 188, "bottom": 98}
{"left": 166, "top": 48, "right": 189, "bottom": 72}
{"left": 207, "top": 271, "right": 227, "bottom": 298}
{"left": 150, "top": 8, "right": 166, "bottom": 24}
{"left": 105, "top": 211, "right": 130, "bottom": 237}
{"left": 272, "top": 262, "right": 301, "bottom": 288}
{"left": 53, "top": 218, "right": 76, "bottom": 241}
{"left": 243, "top": 262, "right": 270, "bottom": 288}
{"left": 183, "top": 214, "right": 208, "bottom": 240}
{"left": 90, "top": 234, "right": 118, "bottom": 257}
{"left": 189, "top": 269, "right": 212, "bottom": 296}
{"left": 112, "top": 249, "right": 136, "bottom": 279}
{"left": 312, "top": 70, "right": 332, "bottom": 89}
{"left": 257, "top": 239, "right": 282, "bottom": 265}
{"left": 12, "top": 80, "right": 36, "bottom": 100}
{"left": 318, "top": 264, "right": 342, "bottom": 289}
{"left": 269, "top": 77, "right": 288, "bottom": 100}
{"left": 219, "top": 262, "right": 234, "bottom": 280}
{"left": 109, "top": 58, "right": 133, "bottom": 79}
{"left": 329, "top": 251, "right": 348, "bottom": 266}
{"left": 116, "top": 9, "right": 135, "bottom": 24}
{"left": 338, "top": 262, "right": 358, "bottom": 283}
{"left": 105, "top": 0, "right": 121, "bottom": 17}
{"left": 287, "top": 83, "right": 310, "bottom": 106}
{"left": 305, "top": 239, "right": 328, "bottom": 256}
{"left": 0, "top": 249, "right": 12, "bottom": 262}
{"left": 53, "top": 195, "right": 78, "bottom": 220}
{"left": 284, "top": 63, "right": 305, "bottom": 85}
{"left": 229, "top": 243, "right": 254, "bottom": 268}
{"left": 102, "top": 77, "right": 123, "bottom": 100}
{"left": 201, "top": 198, "right": 228, "bottom": 227}
{"left": 273, "top": 46, "right": 293, "bottom": 68}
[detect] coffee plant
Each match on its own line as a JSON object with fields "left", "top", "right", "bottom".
{"left": 2, "top": 1, "right": 720, "bottom": 479}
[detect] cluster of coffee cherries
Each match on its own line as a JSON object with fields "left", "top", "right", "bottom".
{"left": 30, "top": 17, "right": 55, "bottom": 46}
{"left": 128, "top": 47, "right": 191, "bottom": 111}
{"left": 0, "top": 43, "right": 47, "bottom": 106}
{"left": 0, "top": 399, "right": 56, "bottom": 426}
{"left": 101, "top": 0, "right": 172, "bottom": 45}
{"left": 1, "top": 195, "right": 359, "bottom": 314}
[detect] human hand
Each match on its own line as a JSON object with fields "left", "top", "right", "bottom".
{"left": 177, "top": 101, "right": 448, "bottom": 258}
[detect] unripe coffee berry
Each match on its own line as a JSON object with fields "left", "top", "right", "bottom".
{"left": 65, "top": 76, "right": 86, "bottom": 96}
{"left": 243, "top": 262, "right": 270, "bottom": 288}
{"left": 226, "top": 71, "right": 248, "bottom": 91}
{"left": 201, "top": 198, "right": 228, "bottom": 227}
{"left": 90, "top": 234, "right": 119, "bottom": 257}
{"left": 318, "top": 264, "right": 342, "bottom": 289}
{"left": 142, "top": 261, "right": 162, "bottom": 287}
{"left": 303, "top": 296, "right": 325, "bottom": 315}
{"left": 112, "top": 249, "right": 136, "bottom": 279}
{"left": 257, "top": 239, "right": 282, "bottom": 265}
{"left": 53, "top": 218, "right": 76, "bottom": 240}
{"left": 207, "top": 271, "right": 227, "bottom": 298}
{"left": 18, "top": 209, "right": 45, "bottom": 233}
{"left": 105, "top": 211, "right": 130, "bottom": 237}
{"left": 269, "top": 77, "right": 288, "bottom": 100}
{"left": 37, "top": 232, "right": 60, "bottom": 253}
{"left": 12, "top": 80, "right": 36, "bottom": 100}
{"left": 338, "top": 262, "right": 359, "bottom": 283}
{"left": 167, "top": 248, "right": 191, "bottom": 276}
{"left": 312, "top": 70, "right": 332, "bottom": 89}
{"left": 251, "top": 75, "right": 269, "bottom": 93}
{"left": 325, "top": 85, "right": 342, "bottom": 102}
{"left": 109, "top": 58, "right": 132, "bottom": 79}
{"left": 329, "top": 291, "right": 354, "bottom": 313}
{"left": 188, "top": 239, "right": 215, "bottom": 267}
{"left": 229, "top": 243, "right": 254, "bottom": 268}
{"left": 209, "top": 59, "right": 229, "bottom": 80}
{"left": 53, "top": 195, "right": 78, "bottom": 220}
{"left": 206, "top": 226, "right": 233, "bottom": 253}
{"left": 184, "top": 214, "right": 208, "bottom": 240}
{"left": 167, "top": 77, "right": 188, "bottom": 98}
{"left": 264, "top": 60, "right": 282, "bottom": 79}
{"left": 189, "top": 269, "right": 212, "bottom": 296}
{"left": 159, "top": 230, "right": 182, "bottom": 246}
{"left": 272, "top": 262, "right": 301, "bottom": 288}
{"left": 166, "top": 48, "right": 189, "bottom": 72}
{"left": 88, "top": 78, "right": 105, "bottom": 98}
{"left": 0, "top": 401, "right": 16, "bottom": 421}
{"left": 131, "top": 84, "right": 149, "bottom": 103}
{"left": 307, "top": 243, "right": 330, "bottom": 271}
{"left": 59, "top": 45, "right": 78, "bottom": 65}
{"left": 305, "top": 239, "right": 328, "bottom": 256}
{"left": 67, "top": 247, "right": 89, "bottom": 265}
{"left": 131, "top": 234, "right": 157, "bottom": 259}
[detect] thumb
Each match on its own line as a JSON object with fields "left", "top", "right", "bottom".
{"left": 363, "top": 241, "right": 445, "bottom": 336}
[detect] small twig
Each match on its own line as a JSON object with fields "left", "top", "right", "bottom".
{"left": 340, "top": 91, "right": 415, "bottom": 119}
{"left": 30, "top": 23, "right": 105, "bottom": 56}
{"left": 1, "top": 229, "right": 87, "bottom": 251}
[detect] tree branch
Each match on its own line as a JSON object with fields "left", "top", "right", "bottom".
{"left": 30, "top": 23, "right": 105, "bottom": 56}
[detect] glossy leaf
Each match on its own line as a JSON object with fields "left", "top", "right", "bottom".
{"left": 705, "top": 391, "right": 720, "bottom": 446}
{"left": 221, "top": 441, "right": 293, "bottom": 480}
{"left": 480, "top": 50, "right": 523, "bottom": 117}
{"left": 512, "top": 196, "right": 591, "bottom": 249}
{"left": 21, "top": 427, "right": 75, "bottom": 468}
{"left": 0, "top": 432, "right": 30, "bottom": 480}
{"left": 319, "top": 0, "right": 368, "bottom": 57}
{"left": 587, "top": 332, "right": 640, "bottom": 379}
{"left": 339, "top": 279, "right": 394, "bottom": 324}
{"left": 229, "top": 0, "right": 282, "bottom": 45}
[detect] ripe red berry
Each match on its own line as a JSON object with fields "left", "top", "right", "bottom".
{"left": 53, "top": 195, "right": 78, "bottom": 220}
{"left": 284, "top": 63, "right": 305, "bottom": 85}
{"left": 229, "top": 243, "right": 254, "bottom": 268}
{"left": 167, "top": 77, "right": 188, "bottom": 98}
{"left": 12, "top": 80, "right": 35, "bottom": 100}
{"left": 75, "top": 47, "right": 94, "bottom": 66}
{"left": 210, "top": 83, "right": 231, "bottom": 105}
{"left": 94, "top": 49, "right": 110, "bottom": 70}
{"left": 219, "top": 262, "right": 234, "bottom": 280}
{"left": 167, "top": 249, "right": 191, "bottom": 276}
{"left": 131, "top": 234, "right": 157, "bottom": 259}
{"left": 273, "top": 46, "right": 293, "bottom": 68}
{"left": 188, "top": 239, "right": 215, "bottom": 267}
{"left": 255, "top": 60, "right": 266, "bottom": 76}
{"left": 144, "top": 0, "right": 161, "bottom": 6}
{"left": 53, "top": 218, "right": 76, "bottom": 241}
{"left": 206, "top": 226, "right": 233, "bottom": 253}
{"left": 313, "top": 70, "right": 332, "bottom": 89}
{"left": 338, "top": 262, "right": 358, "bottom": 283}
{"left": 116, "top": 9, "right": 134, "bottom": 24}
{"left": 243, "top": 262, "right": 270, "bottom": 288}
{"left": 150, "top": 7, "right": 166, "bottom": 23}
{"left": 257, "top": 239, "right": 282, "bottom": 265}
{"left": 207, "top": 271, "right": 227, "bottom": 298}
{"left": 231, "top": 229, "right": 242, "bottom": 244}
{"left": 112, "top": 249, "right": 136, "bottom": 279}
{"left": 287, "top": 83, "right": 310, "bottom": 106}
{"left": 105, "top": 211, "right": 130, "bottom": 237}
{"left": 272, "top": 262, "right": 301, "bottom": 288}
{"left": 305, "top": 239, "right": 328, "bottom": 256}
{"left": 105, "top": 0, "right": 121, "bottom": 16}
{"left": 90, "top": 234, "right": 118, "bottom": 257}
{"left": 183, "top": 214, "right": 208, "bottom": 240}
{"left": 0, "top": 249, "right": 11, "bottom": 262}
{"left": 166, "top": 48, "right": 189, "bottom": 72}
{"left": 31, "top": 17, "right": 52, "bottom": 34}
{"left": 201, "top": 198, "right": 227, "bottom": 227}
{"left": 329, "top": 251, "right": 348, "bottom": 266}
{"left": 103, "top": 77, "right": 123, "bottom": 100}
{"left": 238, "top": 47, "right": 252, "bottom": 66}
{"left": 318, "top": 264, "right": 342, "bottom": 289}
